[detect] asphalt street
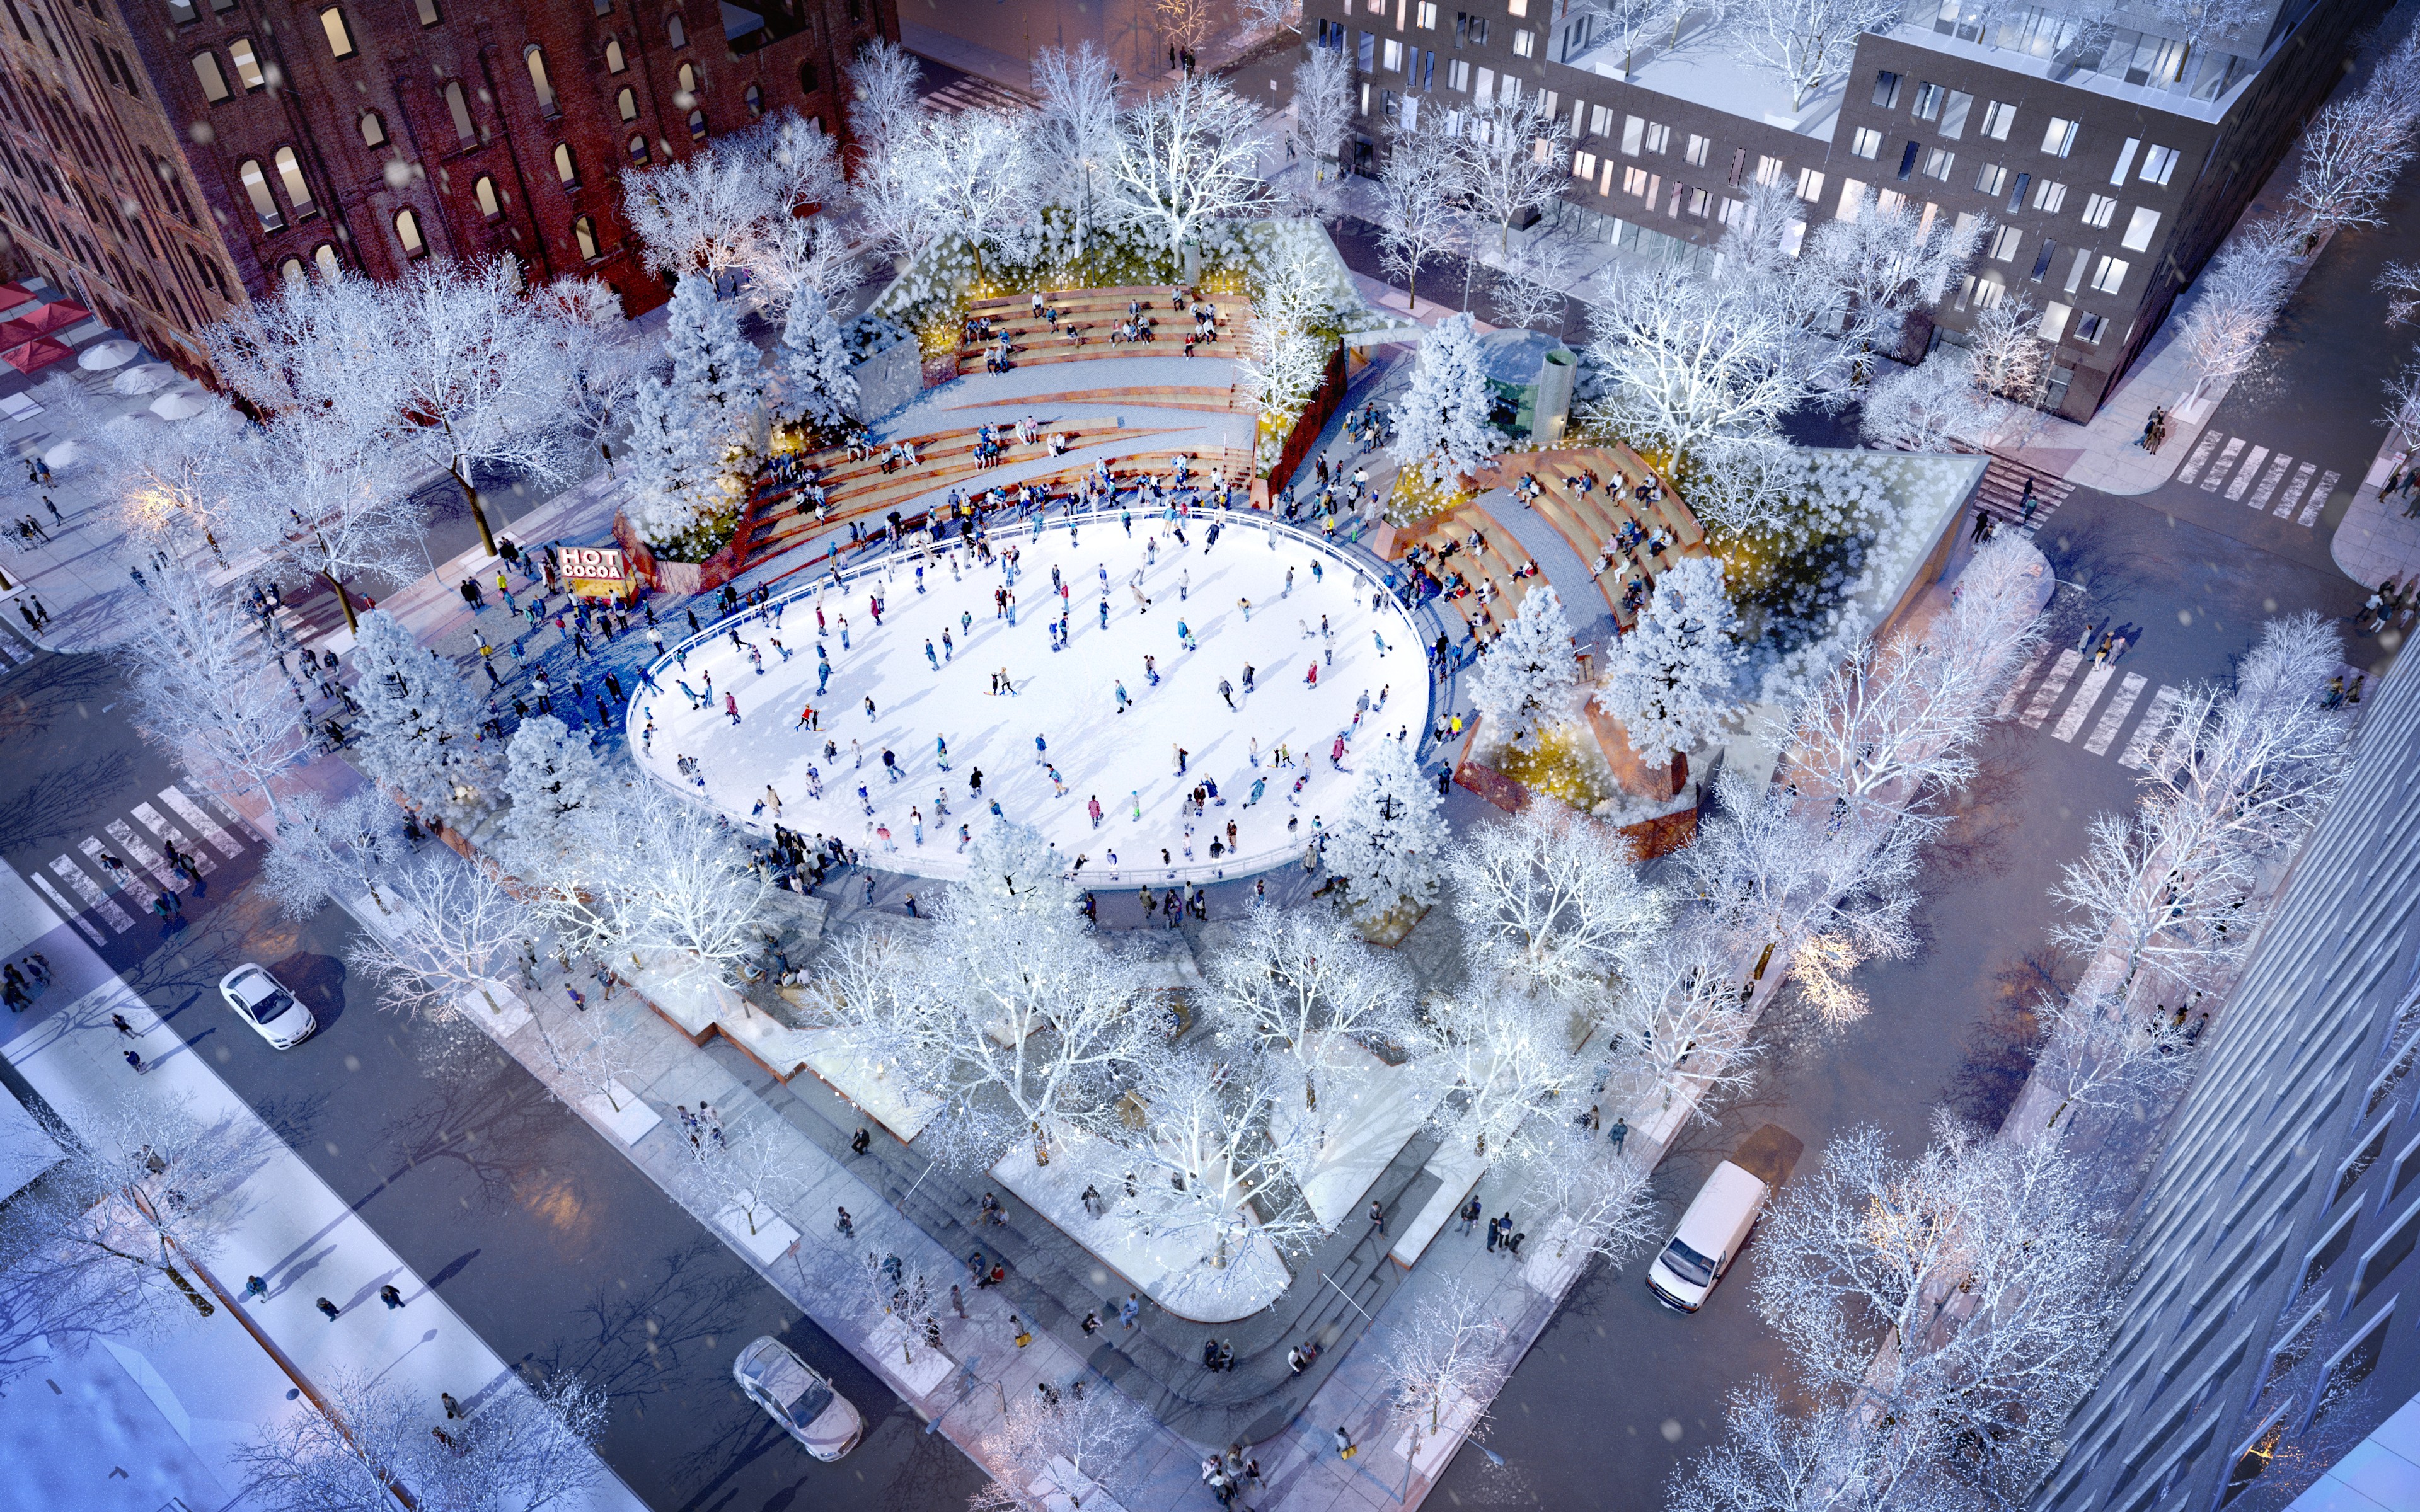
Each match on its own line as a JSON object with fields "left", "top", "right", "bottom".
{"left": 0, "top": 650, "right": 982, "bottom": 1512}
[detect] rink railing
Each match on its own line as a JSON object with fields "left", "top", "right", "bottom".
{"left": 630, "top": 501, "right": 1461, "bottom": 773}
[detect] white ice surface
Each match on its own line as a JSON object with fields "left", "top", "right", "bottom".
{"left": 635, "top": 511, "right": 1431, "bottom": 884}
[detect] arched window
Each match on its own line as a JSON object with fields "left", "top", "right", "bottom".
{"left": 666, "top": 13, "right": 684, "bottom": 47}
{"left": 677, "top": 62, "right": 699, "bottom": 96}
{"left": 474, "top": 175, "right": 502, "bottom": 219}
{"left": 359, "top": 110, "right": 386, "bottom": 147}
{"left": 688, "top": 108, "right": 706, "bottom": 142}
{"left": 616, "top": 87, "right": 637, "bottom": 122}
{"left": 314, "top": 243, "right": 340, "bottom": 277}
{"left": 319, "top": 6, "right": 355, "bottom": 59}
{"left": 413, "top": 0, "right": 440, "bottom": 25}
{"left": 628, "top": 132, "right": 649, "bottom": 164}
{"left": 573, "top": 215, "right": 598, "bottom": 260}
{"left": 444, "top": 80, "right": 476, "bottom": 145}
{"left": 744, "top": 83, "right": 762, "bottom": 118}
{"left": 605, "top": 37, "right": 625, "bottom": 74}
{"left": 394, "top": 206, "right": 425, "bottom": 257}
{"left": 799, "top": 60, "right": 819, "bottom": 93}
{"left": 524, "top": 45, "right": 556, "bottom": 115}
{"left": 553, "top": 143, "right": 577, "bottom": 185}
{"left": 279, "top": 256, "right": 305, "bottom": 284}
{"left": 273, "top": 146, "right": 313, "bottom": 214}
{"left": 237, "top": 158, "right": 282, "bottom": 229}
{"left": 228, "top": 37, "right": 266, "bottom": 91}
{"left": 191, "top": 51, "right": 229, "bottom": 102}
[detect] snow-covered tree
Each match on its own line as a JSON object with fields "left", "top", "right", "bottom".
{"left": 1724, "top": 0, "right": 1904, "bottom": 111}
{"left": 1033, "top": 43, "right": 1122, "bottom": 256}
{"left": 1669, "top": 1379, "right": 1956, "bottom": 1512}
{"left": 1107, "top": 74, "right": 1265, "bottom": 277}
{"left": 527, "top": 1004, "right": 650, "bottom": 1120}
{"left": 101, "top": 402, "right": 253, "bottom": 563}
{"left": 1785, "top": 532, "right": 2048, "bottom": 823}
{"left": 348, "top": 852, "right": 533, "bottom": 1025}
{"left": 1751, "top": 1120, "right": 2118, "bottom": 1504}
{"left": 1378, "top": 1280, "right": 1510, "bottom": 1462}
{"left": 1602, "top": 927, "right": 1761, "bottom": 1116}
{"left": 1112, "top": 1046, "right": 1328, "bottom": 1266}
{"left": 620, "top": 374, "right": 718, "bottom": 550}
{"left": 347, "top": 610, "right": 498, "bottom": 831}
{"left": 776, "top": 289, "right": 860, "bottom": 436}
{"left": 230, "top": 407, "right": 424, "bottom": 633}
{"left": 1233, "top": 251, "right": 1335, "bottom": 421}
{"left": 679, "top": 1116, "right": 807, "bottom": 1241}
{"left": 1388, "top": 312, "right": 1504, "bottom": 488}
{"left": 1574, "top": 0, "right": 1690, "bottom": 76}
{"left": 969, "top": 1378, "right": 1153, "bottom": 1512}
{"left": 1469, "top": 583, "right": 1577, "bottom": 748}
{"left": 1805, "top": 184, "right": 1985, "bottom": 353}
{"left": 502, "top": 714, "right": 612, "bottom": 876}
{"left": 236, "top": 1365, "right": 607, "bottom": 1512}
{"left": 1450, "top": 93, "right": 1571, "bottom": 258}
{"left": 1455, "top": 803, "right": 1666, "bottom": 1011}
{"left": 664, "top": 273, "right": 770, "bottom": 451}
{"left": 2024, "top": 982, "right": 2198, "bottom": 1137}
{"left": 896, "top": 108, "right": 1042, "bottom": 281}
{"left": 1155, "top": 0, "right": 1219, "bottom": 56}
{"left": 1201, "top": 901, "right": 1417, "bottom": 1111}
{"left": 846, "top": 41, "right": 930, "bottom": 262}
{"left": 118, "top": 564, "right": 309, "bottom": 824}
{"left": 1326, "top": 731, "right": 1452, "bottom": 927}
{"left": 792, "top": 927, "right": 938, "bottom": 1120}
{"left": 1674, "top": 767, "right": 1922, "bottom": 1027}
{"left": 2177, "top": 226, "right": 2295, "bottom": 404}
{"left": 1860, "top": 350, "right": 1990, "bottom": 453}
{"left": 261, "top": 786, "right": 406, "bottom": 919}
{"left": 1492, "top": 238, "right": 1574, "bottom": 336}
{"left": 1290, "top": 46, "right": 1356, "bottom": 223}
{"left": 1423, "top": 980, "right": 1585, "bottom": 1160}
{"left": 589, "top": 783, "right": 776, "bottom": 988}
{"left": 1374, "top": 122, "right": 1460, "bottom": 311}
{"left": 0, "top": 1097, "right": 245, "bottom": 1356}
{"left": 1595, "top": 554, "right": 1743, "bottom": 767}
{"left": 2385, "top": 347, "right": 2420, "bottom": 438}
{"left": 1512, "top": 1123, "right": 1658, "bottom": 1268}
{"left": 625, "top": 108, "right": 844, "bottom": 294}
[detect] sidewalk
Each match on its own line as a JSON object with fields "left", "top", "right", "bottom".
{"left": 0, "top": 865, "right": 645, "bottom": 1512}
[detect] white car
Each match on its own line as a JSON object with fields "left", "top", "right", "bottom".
{"left": 218, "top": 964, "right": 316, "bottom": 1050}
{"left": 734, "top": 1336, "right": 861, "bottom": 1460}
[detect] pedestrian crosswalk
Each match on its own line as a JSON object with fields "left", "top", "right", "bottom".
{"left": 2173, "top": 430, "right": 2339, "bottom": 527}
{"left": 1997, "top": 648, "right": 2196, "bottom": 776}
{"left": 20, "top": 783, "right": 258, "bottom": 945}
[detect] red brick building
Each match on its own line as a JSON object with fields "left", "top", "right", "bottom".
{"left": 0, "top": 0, "right": 896, "bottom": 378}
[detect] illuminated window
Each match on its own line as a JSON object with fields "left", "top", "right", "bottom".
{"left": 320, "top": 7, "right": 355, "bottom": 59}
{"left": 475, "top": 175, "right": 502, "bottom": 219}
{"left": 238, "top": 158, "right": 283, "bottom": 229}
{"left": 394, "top": 207, "right": 426, "bottom": 257}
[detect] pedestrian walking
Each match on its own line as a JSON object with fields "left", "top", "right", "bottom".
{"left": 1335, "top": 1428, "right": 1356, "bottom": 1460}
{"left": 379, "top": 1285, "right": 405, "bottom": 1309}
{"left": 952, "top": 1284, "right": 967, "bottom": 1319}
{"left": 1486, "top": 1215, "right": 1502, "bottom": 1252}
{"left": 244, "top": 1274, "right": 269, "bottom": 1300}
{"left": 1609, "top": 1116, "right": 1628, "bottom": 1153}
{"left": 836, "top": 1205, "right": 854, "bottom": 1238}
{"left": 1368, "top": 1199, "right": 1386, "bottom": 1236}
{"left": 442, "top": 1392, "right": 463, "bottom": 1419}
{"left": 1459, "top": 1195, "right": 1482, "bottom": 1235}
{"left": 316, "top": 1297, "right": 341, "bottom": 1320}
{"left": 112, "top": 1012, "right": 136, "bottom": 1036}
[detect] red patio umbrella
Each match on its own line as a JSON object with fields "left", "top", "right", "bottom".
{"left": 2, "top": 336, "right": 74, "bottom": 373}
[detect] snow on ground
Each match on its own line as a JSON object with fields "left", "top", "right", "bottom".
{"left": 1277, "top": 1034, "right": 1438, "bottom": 1229}
{"left": 638, "top": 510, "right": 1434, "bottom": 883}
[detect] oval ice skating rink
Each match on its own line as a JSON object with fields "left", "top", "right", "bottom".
{"left": 634, "top": 512, "right": 1431, "bottom": 883}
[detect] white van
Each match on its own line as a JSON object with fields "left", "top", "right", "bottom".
{"left": 1645, "top": 1159, "right": 1770, "bottom": 1314}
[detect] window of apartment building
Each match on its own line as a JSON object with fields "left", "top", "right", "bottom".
{"left": 1447, "top": 59, "right": 1469, "bottom": 91}
{"left": 167, "top": 0, "right": 196, "bottom": 20}
{"left": 2337, "top": 1123, "right": 2394, "bottom": 1207}
{"left": 475, "top": 174, "right": 503, "bottom": 219}
{"left": 1988, "top": 224, "right": 2021, "bottom": 261}
{"left": 689, "top": 108, "right": 707, "bottom": 141}
{"left": 574, "top": 214, "right": 599, "bottom": 260}
{"left": 280, "top": 256, "right": 306, "bottom": 285}
{"left": 2109, "top": 136, "right": 2140, "bottom": 185}
{"left": 1938, "top": 90, "right": 1970, "bottom": 138}
{"left": 628, "top": 132, "right": 650, "bottom": 164}
{"left": 1417, "top": 2, "right": 1437, "bottom": 25}
{"left": 1922, "top": 147, "right": 1953, "bottom": 180}
{"left": 2041, "top": 116, "right": 2077, "bottom": 157}
{"left": 2061, "top": 245, "right": 2089, "bottom": 291}
{"left": 1512, "top": 28, "right": 1534, "bottom": 57}
{"left": 228, "top": 38, "right": 266, "bottom": 91}
{"left": 2068, "top": 311, "right": 2102, "bottom": 344}
{"left": 745, "top": 83, "right": 763, "bottom": 117}
{"left": 1729, "top": 147, "right": 1745, "bottom": 187}
{"left": 2121, "top": 205, "right": 2161, "bottom": 251}
{"left": 2080, "top": 192, "right": 2117, "bottom": 227}
{"left": 2037, "top": 300, "right": 2070, "bottom": 341}
{"left": 2141, "top": 143, "right": 2180, "bottom": 186}
{"left": 1715, "top": 194, "right": 1744, "bottom": 226}
{"left": 237, "top": 158, "right": 282, "bottom": 230}
{"left": 1835, "top": 177, "right": 1866, "bottom": 217}
{"left": 1643, "top": 122, "right": 1669, "bottom": 153}
{"left": 1980, "top": 99, "right": 2014, "bottom": 139}
{"left": 1586, "top": 104, "right": 1611, "bottom": 137}
{"left": 444, "top": 81, "right": 476, "bottom": 144}
{"left": 1753, "top": 154, "right": 1783, "bottom": 186}
{"left": 1871, "top": 69, "right": 1900, "bottom": 108}
{"left": 595, "top": 0, "right": 611, "bottom": 13}
{"left": 801, "top": 60, "right": 820, "bottom": 92}
{"left": 1684, "top": 134, "right": 1709, "bottom": 166}
{"left": 2002, "top": 170, "right": 2029, "bottom": 211}
{"left": 667, "top": 13, "right": 686, "bottom": 47}
{"left": 606, "top": 37, "right": 628, "bottom": 73}
{"left": 415, "top": 0, "right": 441, "bottom": 26}
{"left": 394, "top": 206, "right": 426, "bottom": 257}
{"left": 192, "top": 51, "right": 230, "bottom": 103}
{"left": 617, "top": 88, "right": 638, "bottom": 122}
{"left": 553, "top": 143, "right": 578, "bottom": 185}
{"left": 1507, "top": 0, "right": 1527, "bottom": 14}
{"left": 1686, "top": 186, "right": 1708, "bottom": 216}
{"left": 678, "top": 62, "right": 702, "bottom": 97}
{"left": 2032, "top": 178, "right": 2066, "bottom": 213}
{"left": 1572, "top": 148, "right": 1596, "bottom": 181}
{"left": 320, "top": 7, "right": 355, "bottom": 59}
{"left": 1975, "top": 163, "right": 2007, "bottom": 197}
{"left": 1795, "top": 166, "right": 1823, "bottom": 201}
{"left": 1622, "top": 115, "right": 1644, "bottom": 154}
{"left": 2352, "top": 1200, "right": 2420, "bottom": 1309}
{"left": 1382, "top": 38, "right": 1402, "bottom": 71}
{"left": 1911, "top": 81, "right": 1944, "bottom": 120}
{"left": 1849, "top": 126, "right": 1881, "bottom": 159}
{"left": 359, "top": 110, "right": 386, "bottom": 147}
{"left": 1622, "top": 164, "right": 1652, "bottom": 199}
{"left": 274, "top": 146, "right": 313, "bottom": 215}
{"left": 1896, "top": 139, "right": 1918, "bottom": 180}
{"left": 522, "top": 46, "right": 557, "bottom": 115}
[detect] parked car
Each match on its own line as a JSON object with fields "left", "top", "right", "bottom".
{"left": 734, "top": 1336, "right": 861, "bottom": 1460}
{"left": 217, "top": 963, "right": 316, "bottom": 1050}
{"left": 1645, "top": 1123, "right": 1802, "bottom": 1314}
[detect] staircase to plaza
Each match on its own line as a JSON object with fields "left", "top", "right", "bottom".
{"left": 955, "top": 285, "right": 1255, "bottom": 376}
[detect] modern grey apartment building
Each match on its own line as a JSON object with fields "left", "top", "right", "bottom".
{"left": 1311, "top": 0, "right": 2373, "bottom": 420}
{"left": 2003, "top": 643, "right": 2420, "bottom": 1512}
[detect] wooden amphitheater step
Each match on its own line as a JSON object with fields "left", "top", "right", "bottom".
{"left": 940, "top": 384, "right": 1248, "bottom": 414}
